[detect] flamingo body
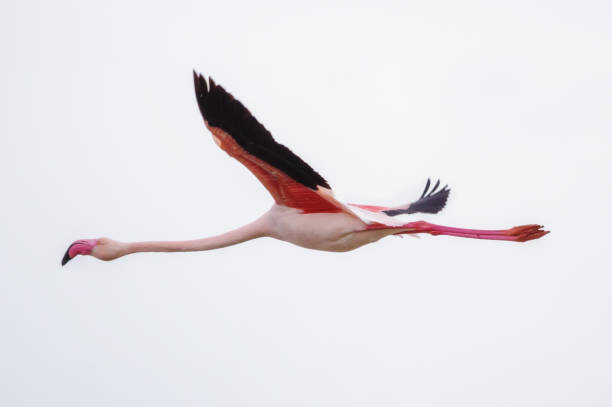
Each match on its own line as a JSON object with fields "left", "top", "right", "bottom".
{"left": 266, "top": 205, "right": 392, "bottom": 252}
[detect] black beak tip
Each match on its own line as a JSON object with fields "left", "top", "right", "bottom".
{"left": 61, "top": 246, "right": 73, "bottom": 266}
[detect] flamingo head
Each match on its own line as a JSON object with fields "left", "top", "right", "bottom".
{"left": 61, "top": 238, "right": 124, "bottom": 266}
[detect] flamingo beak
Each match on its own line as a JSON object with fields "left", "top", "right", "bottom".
{"left": 61, "top": 239, "right": 98, "bottom": 266}
{"left": 61, "top": 247, "right": 72, "bottom": 266}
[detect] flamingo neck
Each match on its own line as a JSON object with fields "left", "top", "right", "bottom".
{"left": 122, "top": 216, "right": 269, "bottom": 255}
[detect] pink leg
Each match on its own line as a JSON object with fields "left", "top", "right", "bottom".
{"left": 368, "top": 221, "right": 549, "bottom": 242}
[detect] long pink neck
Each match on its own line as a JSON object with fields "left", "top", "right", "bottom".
{"left": 122, "top": 217, "right": 268, "bottom": 255}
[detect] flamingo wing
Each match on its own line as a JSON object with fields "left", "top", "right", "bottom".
{"left": 193, "top": 71, "right": 344, "bottom": 213}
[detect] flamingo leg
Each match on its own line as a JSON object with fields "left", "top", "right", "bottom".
{"left": 367, "top": 221, "right": 549, "bottom": 242}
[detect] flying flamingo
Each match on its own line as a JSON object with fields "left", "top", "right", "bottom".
{"left": 61, "top": 71, "right": 548, "bottom": 266}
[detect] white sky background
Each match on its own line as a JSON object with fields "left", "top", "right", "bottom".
{"left": 2, "top": 0, "right": 611, "bottom": 405}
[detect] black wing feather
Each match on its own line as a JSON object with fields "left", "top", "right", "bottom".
{"left": 383, "top": 179, "right": 450, "bottom": 216}
{"left": 193, "top": 71, "right": 331, "bottom": 190}
{"left": 429, "top": 179, "right": 440, "bottom": 196}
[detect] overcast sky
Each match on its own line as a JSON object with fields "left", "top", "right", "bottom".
{"left": 2, "top": 1, "right": 611, "bottom": 406}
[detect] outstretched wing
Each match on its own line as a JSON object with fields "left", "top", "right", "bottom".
{"left": 384, "top": 179, "right": 450, "bottom": 216}
{"left": 346, "top": 178, "right": 450, "bottom": 223}
{"left": 193, "top": 71, "right": 344, "bottom": 213}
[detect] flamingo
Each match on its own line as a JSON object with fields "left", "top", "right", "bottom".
{"left": 61, "top": 71, "right": 549, "bottom": 266}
